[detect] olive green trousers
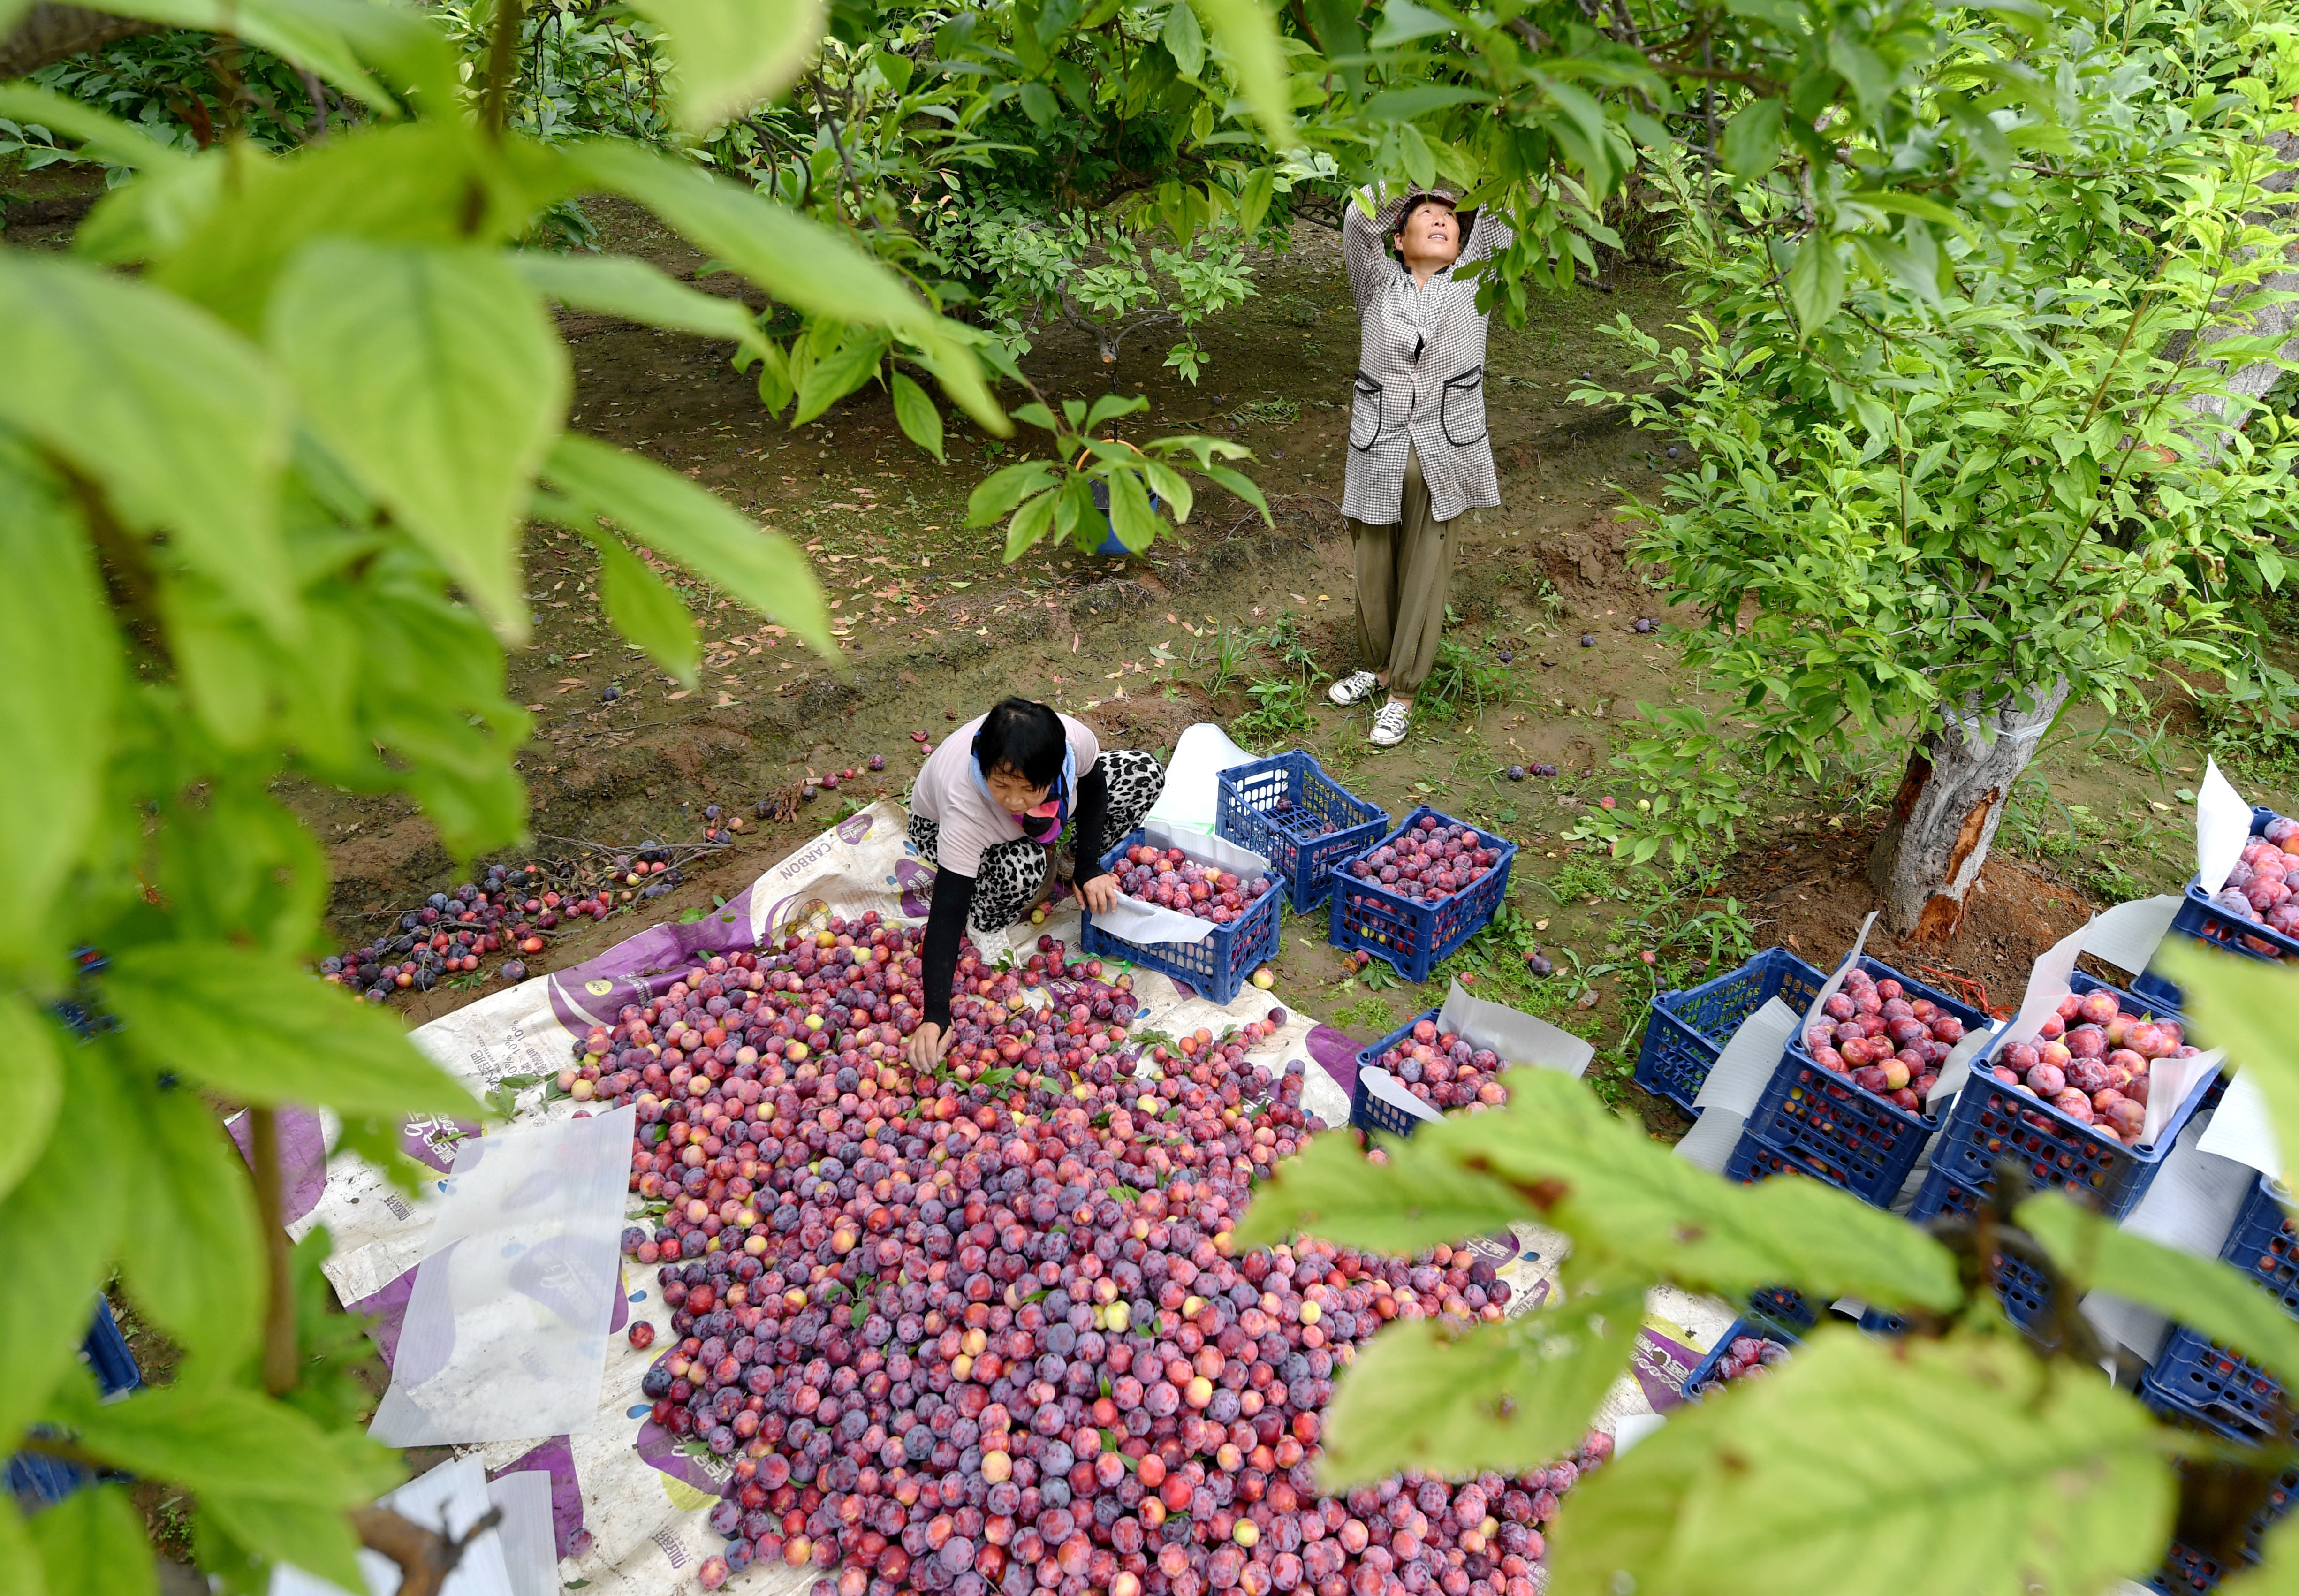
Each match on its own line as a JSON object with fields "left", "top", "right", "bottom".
{"left": 1344, "top": 447, "right": 1455, "bottom": 694}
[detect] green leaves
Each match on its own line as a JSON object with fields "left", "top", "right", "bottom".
{"left": 1234, "top": 1127, "right": 1526, "bottom": 1254}
{"left": 2018, "top": 1191, "right": 2299, "bottom": 1388}
{"left": 628, "top": 0, "right": 829, "bottom": 133}
{"left": 2159, "top": 946, "right": 2298, "bottom": 1183}
{"left": 1254, "top": 1072, "right": 1960, "bottom": 1313}
{"left": 561, "top": 140, "right": 1002, "bottom": 431}
{"left": 23, "top": 1486, "right": 159, "bottom": 1596}
{"left": 1163, "top": 0, "right": 1206, "bottom": 77}
{"left": 1785, "top": 232, "right": 1848, "bottom": 340}
{"left": 891, "top": 371, "right": 947, "bottom": 462}
{"left": 270, "top": 240, "right": 569, "bottom": 642}
{"left": 116, "top": 1087, "right": 264, "bottom": 1373}
{"left": 1319, "top": 1280, "right": 1645, "bottom": 1487}
{"left": 0, "top": 998, "right": 63, "bottom": 1209}
{"left": 103, "top": 944, "right": 482, "bottom": 1119}
{"left": 1548, "top": 1330, "right": 2174, "bottom": 1596}
{"left": 0, "top": 254, "right": 293, "bottom": 633}
{"left": 1720, "top": 98, "right": 1786, "bottom": 179}
{"left": 0, "top": 84, "right": 189, "bottom": 173}
{"left": 510, "top": 251, "right": 766, "bottom": 358}
{"left": 0, "top": 450, "right": 120, "bottom": 979}
{"left": 1190, "top": 0, "right": 1300, "bottom": 151}
{"left": 53, "top": 1381, "right": 404, "bottom": 1545}
{"left": 585, "top": 531, "right": 701, "bottom": 687}
{"left": 542, "top": 433, "right": 833, "bottom": 655}
{"left": 0, "top": 1061, "right": 129, "bottom": 1449}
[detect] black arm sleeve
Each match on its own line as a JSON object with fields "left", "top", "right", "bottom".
{"left": 920, "top": 866, "right": 976, "bottom": 1034}
{"left": 1072, "top": 762, "right": 1113, "bottom": 884}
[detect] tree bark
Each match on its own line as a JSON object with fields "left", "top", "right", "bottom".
{"left": 0, "top": 4, "right": 162, "bottom": 80}
{"left": 1867, "top": 681, "right": 2071, "bottom": 943}
{"left": 2185, "top": 130, "right": 2299, "bottom": 455}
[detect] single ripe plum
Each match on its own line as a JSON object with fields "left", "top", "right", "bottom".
{"left": 2052, "top": 1087, "right": 2095, "bottom": 1125}
{"left": 2025, "top": 1063, "right": 2065, "bottom": 1098}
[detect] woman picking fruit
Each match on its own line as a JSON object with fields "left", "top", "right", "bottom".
{"left": 905, "top": 697, "right": 1164, "bottom": 1068}
{"left": 1327, "top": 183, "right": 1513, "bottom": 748}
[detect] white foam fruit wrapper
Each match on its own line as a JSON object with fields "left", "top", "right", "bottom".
{"left": 369, "top": 1106, "right": 636, "bottom": 1446}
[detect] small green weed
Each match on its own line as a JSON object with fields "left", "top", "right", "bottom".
{"left": 1233, "top": 678, "right": 1315, "bottom": 746}
{"left": 1329, "top": 995, "right": 1397, "bottom": 1037}
{"left": 1417, "top": 638, "right": 1510, "bottom": 722}
{"left": 1543, "top": 851, "right": 1622, "bottom": 904}
{"left": 1232, "top": 396, "right": 1304, "bottom": 426}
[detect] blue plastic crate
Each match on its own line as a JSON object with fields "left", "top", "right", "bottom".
{"left": 1328, "top": 807, "right": 1517, "bottom": 984}
{"left": 1681, "top": 1315, "right": 1798, "bottom": 1401}
{"left": 1743, "top": 957, "right": 1990, "bottom": 1207}
{"left": 2138, "top": 1445, "right": 2299, "bottom": 1596}
{"left": 1081, "top": 828, "right": 1283, "bottom": 1006}
{"left": 1215, "top": 752, "right": 1388, "bottom": 915}
{"left": 2146, "top": 1334, "right": 2298, "bottom": 1446}
{"left": 2162, "top": 806, "right": 2299, "bottom": 966}
{"left": 1634, "top": 949, "right": 1829, "bottom": 1118}
{"left": 1858, "top": 1171, "right": 2053, "bottom": 1337}
{"left": 1349, "top": 1007, "right": 1441, "bottom": 1140}
{"left": 1930, "top": 972, "right": 2216, "bottom": 1221}
{"left": 1747, "top": 1285, "right": 1818, "bottom": 1331}
{"left": 2141, "top": 1176, "right": 2299, "bottom": 1448}
{"left": 2219, "top": 1174, "right": 2299, "bottom": 1316}
{"left": 8, "top": 1299, "right": 142, "bottom": 1511}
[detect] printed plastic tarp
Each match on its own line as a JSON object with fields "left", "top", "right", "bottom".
{"left": 285, "top": 797, "right": 1730, "bottom": 1595}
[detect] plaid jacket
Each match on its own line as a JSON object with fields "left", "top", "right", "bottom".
{"left": 1340, "top": 186, "right": 1512, "bottom": 525}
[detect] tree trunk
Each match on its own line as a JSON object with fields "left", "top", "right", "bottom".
{"left": 0, "top": 5, "right": 163, "bottom": 80}
{"left": 1867, "top": 681, "right": 2071, "bottom": 943}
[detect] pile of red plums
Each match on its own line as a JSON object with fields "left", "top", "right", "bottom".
{"left": 1799, "top": 966, "right": 1964, "bottom": 1112}
{"left": 556, "top": 914, "right": 1608, "bottom": 1592}
{"left": 1987, "top": 986, "right": 2202, "bottom": 1145}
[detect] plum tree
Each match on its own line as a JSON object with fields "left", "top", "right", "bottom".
{"left": 1569, "top": 6, "right": 2299, "bottom": 936}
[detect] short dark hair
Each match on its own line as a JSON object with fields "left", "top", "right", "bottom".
{"left": 974, "top": 698, "right": 1066, "bottom": 788}
{"left": 1392, "top": 196, "right": 1457, "bottom": 239}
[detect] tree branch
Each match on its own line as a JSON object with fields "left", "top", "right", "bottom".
{"left": 250, "top": 1107, "right": 300, "bottom": 1398}
{"left": 0, "top": 3, "right": 161, "bottom": 79}
{"left": 352, "top": 1505, "right": 504, "bottom": 1596}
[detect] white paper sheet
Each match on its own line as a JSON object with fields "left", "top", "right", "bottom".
{"left": 2143, "top": 1047, "right": 2224, "bottom": 1148}
{"left": 2080, "top": 1113, "right": 2257, "bottom": 1364}
{"left": 370, "top": 1106, "right": 636, "bottom": 1446}
{"left": 1089, "top": 821, "right": 1273, "bottom": 948}
{"left": 1926, "top": 1026, "right": 2002, "bottom": 1112}
{"left": 2198, "top": 756, "right": 2255, "bottom": 892}
{"left": 1356, "top": 1065, "right": 1444, "bottom": 1125}
{"left": 1613, "top": 1412, "right": 1667, "bottom": 1455}
{"left": 2081, "top": 895, "right": 2184, "bottom": 979}
{"left": 1436, "top": 980, "right": 1594, "bottom": 1079}
{"left": 1798, "top": 912, "right": 1879, "bottom": 1034}
{"left": 269, "top": 1457, "right": 516, "bottom": 1596}
{"left": 1143, "top": 722, "right": 1259, "bottom": 836}
{"left": 1670, "top": 1106, "right": 1745, "bottom": 1174}
{"left": 1692, "top": 997, "right": 1798, "bottom": 1117}
{"left": 1674, "top": 997, "right": 1800, "bottom": 1172}
{"left": 1985, "top": 920, "right": 2091, "bottom": 1066}
{"left": 485, "top": 1471, "right": 558, "bottom": 1596}
{"left": 2198, "top": 1068, "right": 2287, "bottom": 1181}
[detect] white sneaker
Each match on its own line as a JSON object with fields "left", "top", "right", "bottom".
{"left": 1370, "top": 700, "right": 1411, "bottom": 747}
{"left": 1328, "top": 670, "right": 1381, "bottom": 706}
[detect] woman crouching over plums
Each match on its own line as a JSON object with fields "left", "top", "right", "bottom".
{"left": 905, "top": 698, "right": 1166, "bottom": 1070}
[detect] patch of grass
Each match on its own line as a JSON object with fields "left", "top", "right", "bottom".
{"left": 1275, "top": 295, "right": 1322, "bottom": 327}
{"left": 1232, "top": 677, "right": 1316, "bottom": 747}
{"left": 1328, "top": 994, "right": 1397, "bottom": 1038}
{"left": 1542, "top": 851, "right": 1622, "bottom": 904}
{"left": 1231, "top": 396, "right": 1304, "bottom": 426}
{"left": 1417, "top": 637, "right": 1510, "bottom": 722}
